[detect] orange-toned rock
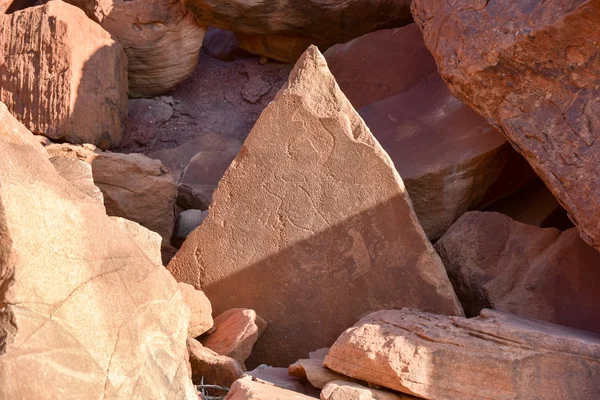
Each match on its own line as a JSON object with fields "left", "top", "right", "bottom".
{"left": 325, "top": 309, "right": 600, "bottom": 400}
{"left": 0, "top": 101, "right": 46, "bottom": 154}
{"left": 435, "top": 211, "right": 600, "bottom": 333}
{"left": 0, "top": 120, "right": 195, "bottom": 398}
{"left": 201, "top": 308, "right": 266, "bottom": 368}
{"left": 324, "top": 24, "right": 437, "bottom": 109}
{"left": 179, "top": 282, "right": 213, "bottom": 338}
{"left": 321, "top": 381, "right": 414, "bottom": 400}
{"left": 50, "top": 156, "right": 104, "bottom": 205}
{"left": 0, "top": 1, "right": 127, "bottom": 149}
{"left": 111, "top": 217, "right": 163, "bottom": 266}
{"left": 187, "top": 338, "right": 243, "bottom": 387}
{"left": 167, "top": 46, "right": 463, "bottom": 366}
{"left": 360, "top": 74, "right": 534, "bottom": 239}
{"left": 226, "top": 376, "right": 316, "bottom": 400}
{"left": 235, "top": 32, "right": 314, "bottom": 64}
{"left": 412, "top": 0, "right": 600, "bottom": 251}
{"left": 289, "top": 349, "right": 354, "bottom": 389}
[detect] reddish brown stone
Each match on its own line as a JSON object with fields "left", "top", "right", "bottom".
{"left": 235, "top": 33, "right": 314, "bottom": 64}
{"left": 412, "top": 0, "right": 600, "bottom": 251}
{"left": 187, "top": 338, "right": 243, "bottom": 387}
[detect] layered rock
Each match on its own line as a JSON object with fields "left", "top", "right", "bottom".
{"left": 289, "top": 349, "right": 354, "bottom": 389}
{"left": 0, "top": 118, "right": 195, "bottom": 398}
{"left": 359, "top": 74, "right": 533, "bottom": 239}
{"left": 226, "top": 376, "right": 316, "bottom": 400}
{"left": 167, "top": 46, "right": 463, "bottom": 366}
{"left": 324, "top": 24, "right": 438, "bottom": 109}
{"left": 0, "top": 1, "right": 127, "bottom": 148}
{"left": 201, "top": 308, "right": 266, "bottom": 368}
{"left": 325, "top": 309, "right": 600, "bottom": 400}
{"left": 186, "top": 0, "right": 412, "bottom": 62}
{"left": 412, "top": 0, "right": 600, "bottom": 250}
{"left": 435, "top": 211, "right": 600, "bottom": 333}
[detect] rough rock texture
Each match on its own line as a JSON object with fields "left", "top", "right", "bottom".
{"left": 186, "top": 0, "right": 412, "bottom": 59}
{"left": 289, "top": 351, "right": 354, "bottom": 389}
{"left": 172, "top": 209, "right": 208, "bottom": 248}
{"left": 0, "top": 1, "right": 127, "bottom": 149}
{"left": 201, "top": 308, "right": 266, "bottom": 368}
{"left": 0, "top": 125, "right": 195, "bottom": 398}
{"left": 46, "top": 143, "right": 177, "bottom": 244}
{"left": 121, "top": 97, "right": 174, "bottom": 149}
{"left": 111, "top": 217, "right": 163, "bottom": 266}
{"left": 167, "top": 46, "right": 463, "bottom": 366}
{"left": 435, "top": 211, "right": 600, "bottom": 333}
{"left": 226, "top": 376, "right": 316, "bottom": 400}
{"left": 178, "top": 282, "right": 213, "bottom": 338}
{"left": 324, "top": 24, "right": 438, "bottom": 109}
{"left": 325, "top": 309, "right": 600, "bottom": 400}
{"left": 235, "top": 32, "right": 315, "bottom": 64}
{"left": 187, "top": 338, "right": 243, "bottom": 387}
{"left": 360, "top": 74, "right": 534, "bottom": 239}
{"left": 50, "top": 156, "right": 104, "bottom": 205}
{"left": 412, "top": 0, "right": 600, "bottom": 250}
{"left": 321, "top": 381, "right": 412, "bottom": 400}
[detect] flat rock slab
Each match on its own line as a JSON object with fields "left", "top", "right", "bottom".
{"left": 436, "top": 211, "right": 600, "bottom": 333}
{"left": 225, "top": 376, "right": 316, "bottom": 400}
{"left": 0, "top": 0, "right": 127, "bottom": 148}
{"left": 289, "top": 349, "right": 355, "bottom": 389}
{"left": 412, "top": 0, "right": 600, "bottom": 251}
{"left": 167, "top": 46, "right": 463, "bottom": 367}
{"left": 325, "top": 309, "right": 600, "bottom": 400}
{"left": 321, "top": 381, "right": 414, "bottom": 400}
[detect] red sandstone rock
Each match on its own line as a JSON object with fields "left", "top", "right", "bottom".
{"left": 411, "top": 0, "right": 600, "bottom": 251}
{"left": 235, "top": 33, "right": 314, "bottom": 64}
{"left": 226, "top": 376, "right": 316, "bottom": 400}
{"left": 325, "top": 309, "right": 600, "bottom": 400}
{"left": 436, "top": 211, "right": 600, "bottom": 334}
{"left": 167, "top": 46, "right": 463, "bottom": 367}
{"left": 0, "top": 1, "right": 127, "bottom": 149}
{"left": 179, "top": 282, "right": 213, "bottom": 338}
{"left": 321, "top": 381, "right": 414, "bottom": 400}
{"left": 187, "top": 338, "right": 243, "bottom": 387}
{"left": 288, "top": 349, "right": 355, "bottom": 389}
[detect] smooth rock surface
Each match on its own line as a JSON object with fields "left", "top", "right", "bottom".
{"left": 289, "top": 357, "right": 353, "bottom": 389}
{"left": 436, "top": 211, "right": 600, "bottom": 333}
{"left": 321, "top": 381, "right": 412, "bottom": 400}
{"left": 0, "top": 1, "right": 127, "bottom": 149}
{"left": 245, "top": 366, "right": 317, "bottom": 395}
{"left": 111, "top": 217, "right": 163, "bottom": 266}
{"left": 179, "top": 282, "right": 213, "bottom": 338}
{"left": 0, "top": 101, "right": 46, "bottom": 154}
{"left": 412, "top": 0, "right": 600, "bottom": 251}
{"left": 325, "top": 309, "right": 600, "bottom": 400}
{"left": 50, "top": 156, "right": 104, "bottom": 205}
{"left": 201, "top": 308, "right": 266, "bottom": 368}
{"left": 187, "top": 338, "right": 243, "bottom": 387}
{"left": 225, "top": 376, "right": 316, "bottom": 400}
{"left": 324, "top": 24, "right": 437, "bottom": 109}
{"left": 167, "top": 46, "right": 463, "bottom": 366}
{"left": 0, "top": 124, "right": 195, "bottom": 399}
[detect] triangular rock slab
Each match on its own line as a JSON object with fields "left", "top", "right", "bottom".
{"left": 167, "top": 46, "right": 463, "bottom": 367}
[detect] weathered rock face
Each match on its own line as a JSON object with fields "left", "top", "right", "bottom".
{"left": 0, "top": 101, "right": 46, "bottom": 154}
{"left": 324, "top": 24, "right": 438, "bottom": 109}
{"left": 435, "top": 211, "right": 600, "bottom": 333}
{"left": 0, "top": 1, "right": 127, "bottom": 149}
{"left": 46, "top": 143, "right": 177, "bottom": 244}
{"left": 186, "top": 0, "right": 412, "bottom": 62}
{"left": 187, "top": 338, "right": 243, "bottom": 387}
{"left": 121, "top": 97, "right": 174, "bottom": 150}
{"left": 289, "top": 349, "right": 355, "bottom": 389}
{"left": 178, "top": 282, "right": 213, "bottom": 338}
{"left": 321, "top": 381, "right": 412, "bottom": 400}
{"left": 226, "top": 376, "right": 316, "bottom": 400}
{"left": 201, "top": 308, "right": 266, "bottom": 368}
{"left": 111, "top": 217, "right": 163, "bottom": 266}
{"left": 411, "top": 0, "right": 600, "bottom": 251}
{"left": 359, "top": 74, "right": 534, "bottom": 239}
{"left": 167, "top": 46, "right": 463, "bottom": 366}
{"left": 50, "top": 156, "right": 104, "bottom": 205}
{"left": 325, "top": 309, "right": 600, "bottom": 400}
{"left": 0, "top": 125, "right": 195, "bottom": 398}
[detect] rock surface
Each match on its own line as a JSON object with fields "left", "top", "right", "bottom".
{"left": 235, "top": 32, "right": 315, "bottom": 64}
{"left": 245, "top": 366, "right": 317, "bottom": 395}
{"left": 324, "top": 24, "right": 437, "bottom": 109}
{"left": 0, "top": 121, "right": 195, "bottom": 398}
{"left": 0, "top": 101, "right": 46, "bottom": 154}
{"left": 201, "top": 308, "right": 266, "bottom": 368}
{"left": 226, "top": 376, "right": 316, "bottom": 400}
{"left": 203, "top": 28, "right": 251, "bottom": 61}
{"left": 187, "top": 338, "right": 243, "bottom": 387}
{"left": 412, "top": 0, "right": 600, "bottom": 251}
{"left": 167, "top": 46, "right": 463, "bottom": 366}
{"left": 289, "top": 350, "right": 354, "bottom": 389}
{"left": 359, "top": 74, "right": 533, "bottom": 239}
{"left": 435, "top": 211, "right": 600, "bottom": 333}
{"left": 172, "top": 209, "right": 208, "bottom": 248}
{"left": 325, "top": 309, "right": 600, "bottom": 400}
{"left": 121, "top": 97, "right": 174, "bottom": 149}
{"left": 321, "top": 381, "right": 412, "bottom": 400}
{"left": 178, "top": 282, "right": 213, "bottom": 338}
{"left": 50, "top": 156, "right": 104, "bottom": 204}
{"left": 111, "top": 217, "right": 163, "bottom": 266}
{"left": 0, "top": 1, "right": 127, "bottom": 149}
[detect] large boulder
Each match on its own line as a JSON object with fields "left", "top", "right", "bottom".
{"left": 359, "top": 74, "right": 534, "bottom": 239}
{"left": 435, "top": 211, "right": 600, "bottom": 333}
{"left": 0, "top": 115, "right": 195, "bottom": 398}
{"left": 411, "top": 0, "right": 600, "bottom": 251}
{"left": 0, "top": 1, "right": 127, "bottom": 149}
{"left": 324, "top": 24, "right": 438, "bottom": 109}
{"left": 325, "top": 309, "right": 600, "bottom": 400}
{"left": 167, "top": 46, "right": 463, "bottom": 367}
{"left": 185, "top": 0, "right": 412, "bottom": 62}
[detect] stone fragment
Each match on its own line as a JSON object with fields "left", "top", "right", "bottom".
{"left": 435, "top": 211, "right": 600, "bottom": 333}
{"left": 325, "top": 309, "right": 600, "bottom": 400}
{"left": 411, "top": 0, "right": 600, "bottom": 250}
{"left": 0, "top": 124, "right": 195, "bottom": 399}
{"left": 179, "top": 282, "right": 213, "bottom": 338}
{"left": 167, "top": 46, "right": 463, "bottom": 366}
{"left": 121, "top": 98, "right": 173, "bottom": 150}
{"left": 173, "top": 209, "right": 208, "bottom": 248}
{"left": 201, "top": 308, "right": 266, "bottom": 368}
{"left": 288, "top": 357, "right": 353, "bottom": 389}
{"left": 111, "top": 217, "right": 163, "bottom": 266}
{"left": 225, "top": 376, "right": 316, "bottom": 400}
{"left": 324, "top": 24, "right": 437, "bottom": 109}
{"left": 50, "top": 156, "right": 104, "bottom": 204}
{"left": 241, "top": 75, "right": 271, "bottom": 104}
{"left": 187, "top": 338, "right": 243, "bottom": 387}
{"left": 359, "top": 74, "right": 533, "bottom": 239}
{"left": 0, "top": 1, "right": 127, "bottom": 149}
{"left": 321, "top": 381, "right": 412, "bottom": 400}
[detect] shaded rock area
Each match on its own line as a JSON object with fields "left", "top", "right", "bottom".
{"left": 325, "top": 309, "right": 600, "bottom": 400}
